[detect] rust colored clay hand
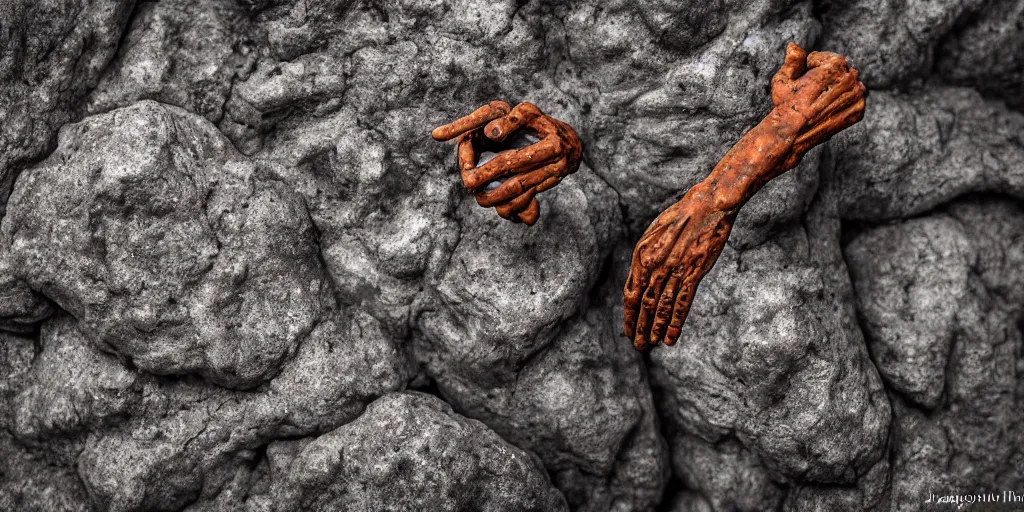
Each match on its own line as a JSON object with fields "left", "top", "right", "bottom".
{"left": 623, "top": 42, "right": 867, "bottom": 351}
{"left": 432, "top": 101, "right": 583, "bottom": 225}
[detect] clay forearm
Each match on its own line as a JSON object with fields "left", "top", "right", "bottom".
{"left": 624, "top": 43, "right": 867, "bottom": 350}
{"left": 700, "top": 107, "right": 806, "bottom": 214}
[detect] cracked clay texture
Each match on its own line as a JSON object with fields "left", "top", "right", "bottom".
{"left": 1, "top": 0, "right": 1023, "bottom": 511}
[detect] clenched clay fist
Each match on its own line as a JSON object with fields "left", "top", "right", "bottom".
{"left": 624, "top": 42, "right": 867, "bottom": 350}
{"left": 432, "top": 101, "right": 583, "bottom": 225}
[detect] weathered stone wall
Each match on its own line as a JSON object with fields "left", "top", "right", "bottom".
{"left": 1, "top": 1, "right": 1022, "bottom": 510}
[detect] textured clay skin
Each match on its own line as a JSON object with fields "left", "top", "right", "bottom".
{"left": 432, "top": 101, "right": 583, "bottom": 225}
{"left": 624, "top": 42, "right": 868, "bottom": 350}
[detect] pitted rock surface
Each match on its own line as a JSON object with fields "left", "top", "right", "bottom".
{"left": 7, "top": 309, "right": 404, "bottom": 511}
{"left": 816, "top": 0, "right": 986, "bottom": 88}
{"left": 0, "top": 0, "right": 135, "bottom": 216}
{"left": 3, "top": 101, "right": 330, "bottom": 389}
{"left": 832, "top": 86, "right": 1024, "bottom": 221}
{"left": 936, "top": 0, "right": 1024, "bottom": 110}
{"left": 262, "top": 392, "right": 568, "bottom": 512}
{"left": 2, "top": 0, "right": 1024, "bottom": 510}
{"left": 647, "top": 190, "right": 892, "bottom": 508}
{"left": 845, "top": 198, "right": 1024, "bottom": 510}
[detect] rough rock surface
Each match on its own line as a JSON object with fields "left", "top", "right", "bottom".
{"left": 833, "top": 86, "right": 1024, "bottom": 221}
{"left": 846, "top": 198, "right": 1024, "bottom": 510}
{"left": 817, "top": 0, "right": 986, "bottom": 88}
{"left": 649, "top": 181, "right": 892, "bottom": 511}
{"left": 0, "top": 0, "right": 135, "bottom": 216}
{"left": 1, "top": 0, "right": 1023, "bottom": 511}
{"left": 937, "top": 0, "right": 1024, "bottom": 110}
{"left": 4, "top": 101, "right": 335, "bottom": 389}
{"left": 261, "top": 391, "right": 567, "bottom": 511}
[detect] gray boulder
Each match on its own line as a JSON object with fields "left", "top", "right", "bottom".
{"left": 0, "top": 255, "right": 54, "bottom": 333}
{"left": 845, "top": 216, "right": 972, "bottom": 408}
{"left": 936, "top": 0, "right": 1024, "bottom": 110}
{"left": 817, "top": 0, "right": 985, "bottom": 87}
{"left": 833, "top": 87, "right": 1024, "bottom": 221}
{"left": 8, "top": 308, "right": 405, "bottom": 511}
{"left": 648, "top": 187, "right": 891, "bottom": 508}
{"left": 85, "top": 0, "right": 257, "bottom": 125}
{"left": 0, "top": 0, "right": 135, "bottom": 215}
{"left": 844, "top": 198, "right": 1024, "bottom": 510}
{"left": 2, "top": 101, "right": 331, "bottom": 389}
{"left": 1, "top": 332, "right": 95, "bottom": 511}
{"left": 262, "top": 391, "right": 568, "bottom": 511}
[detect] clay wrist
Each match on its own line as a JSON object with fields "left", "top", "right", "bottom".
{"left": 767, "top": 104, "right": 808, "bottom": 140}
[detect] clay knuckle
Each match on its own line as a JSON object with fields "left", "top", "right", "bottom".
{"left": 518, "top": 101, "right": 540, "bottom": 113}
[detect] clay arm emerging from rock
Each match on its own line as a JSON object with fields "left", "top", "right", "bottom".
{"left": 432, "top": 101, "right": 583, "bottom": 225}
{"left": 624, "top": 43, "right": 867, "bottom": 350}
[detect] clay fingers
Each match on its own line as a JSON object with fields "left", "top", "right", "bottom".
{"left": 804, "top": 71, "right": 862, "bottom": 126}
{"left": 791, "top": 52, "right": 852, "bottom": 104}
{"left": 474, "top": 159, "right": 566, "bottom": 207}
{"left": 794, "top": 95, "right": 866, "bottom": 154}
{"left": 649, "top": 272, "right": 682, "bottom": 345}
{"left": 805, "top": 51, "right": 851, "bottom": 73}
{"left": 774, "top": 43, "right": 809, "bottom": 82}
{"left": 633, "top": 267, "right": 671, "bottom": 350}
{"left": 625, "top": 214, "right": 690, "bottom": 343}
{"left": 514, "top": 199, "right": 541, "bottom": 225}
{"left": 664, "top": 277, "right": 699, "bottom": 346}
{"left": 804, "top": 84, "right": 864, "bottom": 130}
{"left": 780, "top": 91, "right": 865, "bottom": 177}
{"left": 495, "top": 185, "right": 539, "bottom": 219}
{"left": 434, "top": 100, "right": 581, "bottom": 226}
{"left": 771, "top": 42, "right": 808, "bottom": 105}
{"left": 484, "top": 102, "right": 545, "bottom": 142}
{"left": 432, "top": 100, "right": 511, "bottom": 141}
{"left": 623, "top": 255, "right": 652, "bottom": 338}
{"left": 659, "top": 218, "right": 731, "bottom": 346}
{"left": 461, "top": 136, "right": 563, "bottom": 189}
{"left": 496, "top": 176, "right": 560, "bottom": 215}
{"left": 457, "top": 129, "right": 486, "bottom": 171}
{"left": 493, "top": 176, "right": 560, "bottom": 225}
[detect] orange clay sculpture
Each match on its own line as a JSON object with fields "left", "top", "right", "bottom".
{"left": 624, "top": 42, "right": 867, "bottom": 351}
{"left": 432, "top": 101, "right": 583, "bottom": 225}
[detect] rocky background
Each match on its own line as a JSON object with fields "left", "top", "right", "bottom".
{"left": 0, "top": 0, "right": 1022, "bottom": 510}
